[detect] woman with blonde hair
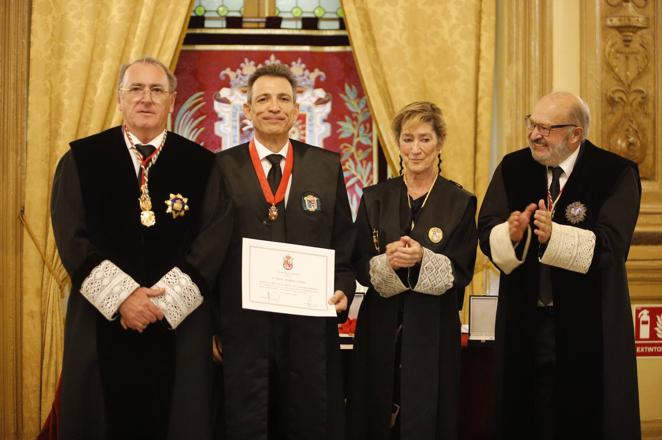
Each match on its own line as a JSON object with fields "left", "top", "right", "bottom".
{"left": 348, "top": 101, "right": 477, "bottom": 440}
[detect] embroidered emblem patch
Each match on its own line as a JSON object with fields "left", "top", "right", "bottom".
{"left": 283, "top": 255, "right": 294, "bottom": 271}
{"left": 565, "top": 201, "right": 587, "bottom": 224}
{"left": 428, "top": 227, "right": 444, "bottom": 244}
{"left": 165, "top": 193, "right": 189, "bottom": 219}
{"left": 301, "top": 193, "right": 322, "bottom": 212}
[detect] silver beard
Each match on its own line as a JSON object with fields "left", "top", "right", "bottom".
{"left": 529, "top": 135, "right": 574, "bottom": 166}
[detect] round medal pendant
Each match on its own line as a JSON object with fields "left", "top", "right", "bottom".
{"left": 140, "top": 210, "right": 156, "bottom": 227}
{"left": 428, "top": 226, "right": 443, "bottom": 243}
{"left": 268, "top": 205, "right": 279, "bottom": 221}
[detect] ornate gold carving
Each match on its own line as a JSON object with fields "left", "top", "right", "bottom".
{"left": 603, "top": 0, "right": 654, "bottom": 178}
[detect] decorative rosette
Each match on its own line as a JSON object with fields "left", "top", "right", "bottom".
{"left": 565, "top": 201, "right": 587, "bottom": 224}
{"left": 165, "top": 193, "right": 189, "bottom": 219}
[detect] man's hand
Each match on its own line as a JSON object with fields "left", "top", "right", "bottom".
{"left": 328, "top": 290, "right": 348, "bottom": 312}
{"left": 508, "top": 203, "right": 537, "bottom": 243}
{"left": 387, "top": 235, "right": 423, "bottom": 269}
{"left": 533, "top": 198, "right": 553, "bottom": 244}
{"left": 119, "top": 287, "right": 165, "bottom": 333}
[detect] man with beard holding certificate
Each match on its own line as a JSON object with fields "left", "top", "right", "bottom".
{"left": 208, "top": 63, "right": 355, "bottom": 439}
{"left": 477, "top": 92, "right": 641, "bottom": 440}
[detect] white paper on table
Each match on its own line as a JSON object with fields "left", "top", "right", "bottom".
{"left": 242, "top": 237, "right": 336, "bottom": 317}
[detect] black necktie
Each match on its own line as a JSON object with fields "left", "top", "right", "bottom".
{"left": 549, "top": 166, "right": 563, "bottom": 201}
{"left": 135, "top": 144, "right": 156, "bottom": 186}
{"left": 266, "top": 154, "right": 283, "bottom": 193}
{"left": 539, "top": 166, "right": 564, "bottom": 306}
{"left": 135, "top": 144, "right": 156, "bottom": 160}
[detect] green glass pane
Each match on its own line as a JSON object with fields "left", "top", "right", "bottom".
{"left": 194, "top": 5, "right": 206, "bottom": 16}
{"left": 291, "top": 6, "right": 303, "bottom": 17}
{"left": 336, "top": 6, "right": 344, "bottom": 18}
{"left": 313, "top": 6, "right": 325, "bottom": 17}
{"left": 217, "top": 5, "right": 229, "bottom": 16}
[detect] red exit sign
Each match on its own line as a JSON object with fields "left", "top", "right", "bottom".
{"left": 634, "top": 306, "right": 662, "bottom": 357}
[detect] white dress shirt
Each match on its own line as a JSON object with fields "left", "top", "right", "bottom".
{"left": 253, "top": 137, "right": 293, "bottom": 206}
{"left": 546, "top": 145, "right": 580, "bottom": 194}
{"left": 123, "top": 129, "right": 166, "bottom": 176}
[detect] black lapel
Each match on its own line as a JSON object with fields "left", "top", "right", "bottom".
{"left": 285, "top": 139, "right": 303, "bottom": 216}
{"left": 230, "top": 143, "right": 271, "bottom": 224}
{"left": 109, "top": 126, "right": 141, "bottom": 190}
{"left": 380, "top": 177, "right": 407, "bottom": 245}
{"left": 409, "top": 178, "right": 460, "bottom": 251}
{"left": 554, "top": 141, "right": 587, "bottom": 206}
{"left": 552, "top": 142, "right": 595, "bottom": 226}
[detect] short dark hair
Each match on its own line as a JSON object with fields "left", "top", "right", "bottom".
{"left": 246, "top": 63, "right": 298, "bottom": 103}
{"left": 117, "top": 57, "right": 177, "bottom": 92}
{"left": 391, "top": 101, "right": 447, "bottom": 142}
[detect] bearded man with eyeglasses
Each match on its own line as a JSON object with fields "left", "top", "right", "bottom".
{"left": 477, "top": 92, "right": 641, "bottom": 440}
{"left": 51, "top": 57, "right": 232, "bottom": 439}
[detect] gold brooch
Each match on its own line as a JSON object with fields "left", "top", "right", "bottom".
{"left": 428, "top": 227, "right": 443, "bottom": 243}
{"left": 165, "top": 193, "right": 189, "bottom": 219}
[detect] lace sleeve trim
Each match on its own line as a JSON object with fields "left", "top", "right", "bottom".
{"left": 489, "top": 221, "right": 530, "bottom": 274}
{"left": 80, "top": 260, "right": 139, "bottom": 320}
{"left": 413, "top": 248, "right": 454, "bottom": 295}
{"left": 539, "top": 222, "right": 596, "bottom": 274}
{"left": 150, "top": 267, "right": 203, "bottom": 329}
{"left": 368, "top": 254, "right": 408, "bottom": 298}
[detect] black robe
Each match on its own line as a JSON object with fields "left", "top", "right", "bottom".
{"left": 51, "top": 126, "right": 232, "bottom": 440}
{"left": 348, "top": 176, "right": 478, "bottom": 440}
{"left": 477, "top": 141, "right": 641, "bottom": 440}
{"left": 209, "top": 140, "right": 356, "bottom": 440}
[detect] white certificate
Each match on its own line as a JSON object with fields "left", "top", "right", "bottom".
{"left": 242, "top": 238, "right": 337, "bottom": 317}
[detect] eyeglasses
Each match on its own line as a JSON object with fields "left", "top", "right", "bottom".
{"left": 119, "top": 85, "right": 171, "bottom": 100}
{"left": 524, "top": 115, "right": 577, "bottom": 137}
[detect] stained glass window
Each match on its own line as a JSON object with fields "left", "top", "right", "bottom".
{"left": 192, "top": 0, "right": 343, "bottom": 29}
{"left": 193, "top": 0, "right": 244, "bottom": 17}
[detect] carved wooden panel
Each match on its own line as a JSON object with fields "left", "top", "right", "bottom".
{"left": 583, "top": 0, "right": 662, "bottom": 239}
{"left": 602, "top": 0, "right": 655, "bottom": 179}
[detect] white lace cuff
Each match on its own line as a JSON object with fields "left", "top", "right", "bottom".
{"left": 80, "top": 260, "right": 139, "bottom": 321}
{"left": 413, "top": 248, "right": 454, "bottom": 295}
{"left": 369, "top": 254, "right": 408, "bottom": 298}
{"left": 150, "top": 267, "right": 203, "bottom": 329}
{"left": 489, "top": 221, "right": 530, "bottom": 275}
{"left": 540, "top": 222, "right": 595, "bottom": 274}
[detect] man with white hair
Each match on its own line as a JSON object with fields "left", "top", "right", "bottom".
{"left": 51, "top": 57, "right": 232, "bottom": 439}
{"left": 478, "top": 92, "right": 641, "bottom": 439}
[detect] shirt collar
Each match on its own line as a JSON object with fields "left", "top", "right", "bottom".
{"left": 555, "top": 142, "right": 581, "bottom": 177}
{"left": 254, "top": 137, "right": 290, "bottom": 160}
{"left": 123, "top": 129, "right": 166, "bottom": 150}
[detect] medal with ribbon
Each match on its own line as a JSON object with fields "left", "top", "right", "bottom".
{"left": 125, "top": 125, "right": 167, "bottom": 227}
{"left": 248, "top": 138, "right": 294, "bottom": 222}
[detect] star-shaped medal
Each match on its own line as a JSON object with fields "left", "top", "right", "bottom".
{"left": 165, "top": 193, "right": 189, "bottom": 219}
